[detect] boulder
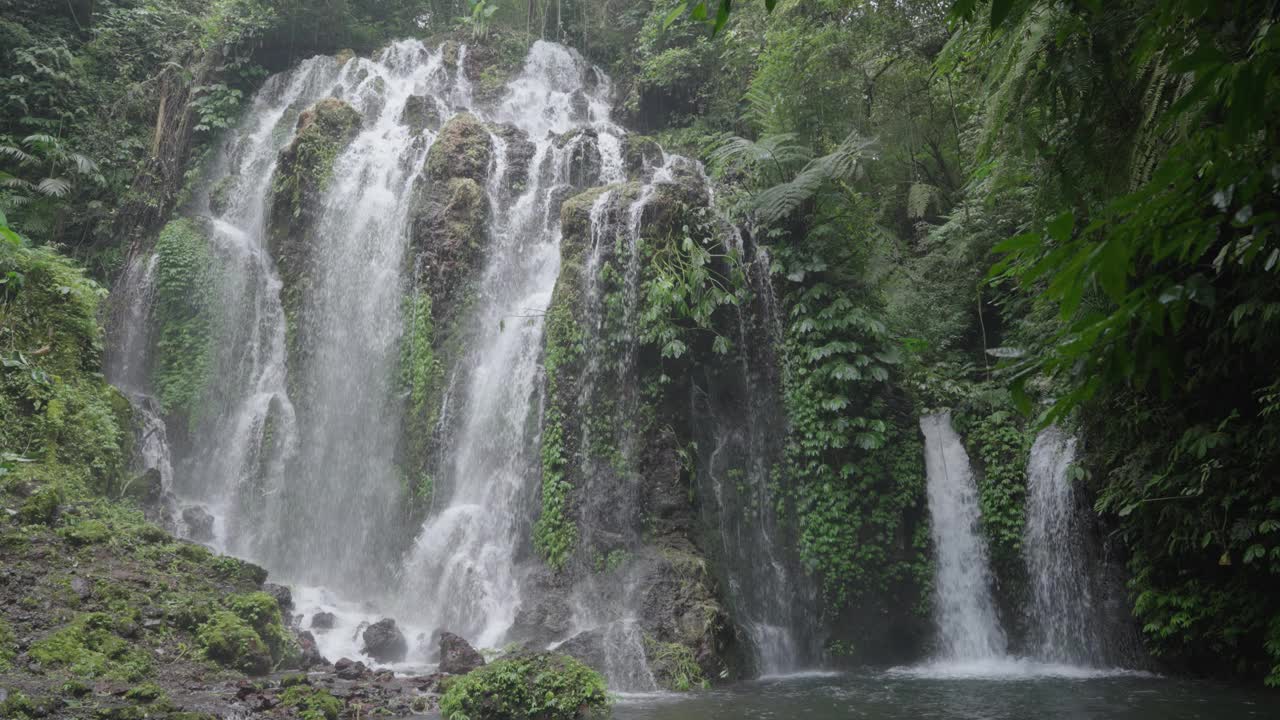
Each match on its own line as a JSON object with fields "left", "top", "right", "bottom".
{"left": 438, "top": 631, "right": 485, "bottom": 675}
{"left": 296, "top": 629, "right": 329, "bottom": 669}
{"left": 264, "top": 583, "right": 294, "bottom": 624}
{"left": 400, "top": 94, "right": 443, "bottom": 133}
{"left": 311, "top": 611, "right": 337, "bottom": 630}
{"left": 622, "top": 135, "right": 664, "bottom": 179}
{"left": 362, "top": 618, "right": 408, "bottom": 663}
{"left": 181, "top": 505, "right": 214, "bottom": 542}
{"left": 123, "top": 467, "right": 164, "bottom": 506}
{"left": 556, "top": 628, "right": 607, "bottom": 672}
{"left": 425, "top": 113, "right": 492, "bottom": 183}
{"left": 334, "top": 657, "right": 369, "bottom": 680}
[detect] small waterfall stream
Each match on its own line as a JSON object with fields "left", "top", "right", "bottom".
{"left": 919, "top": 411, "right": 1007, "bottom": 661}
{"left": 1024, "top": 426, "right": 1102, "bottom": 664}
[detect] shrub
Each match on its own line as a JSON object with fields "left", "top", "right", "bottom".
{"left": 440, "top": 652, "right": 610, "bottom": 720}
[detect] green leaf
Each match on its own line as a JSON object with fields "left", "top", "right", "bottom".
{"left": 713, "top": 0, "right": 732, "bottom": 35}
{"left": 1047, "top": 211, "right": 1075, "bottom": 244}
{"left": 663, "top": 3, "right": 686, "bottom": 28}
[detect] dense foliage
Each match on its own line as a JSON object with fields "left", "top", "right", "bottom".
{"left": 439, "top": 652, "right": 610, "bottom": 720}
{"left": 5, "top": 0, "right": 1280, "bottom": 690}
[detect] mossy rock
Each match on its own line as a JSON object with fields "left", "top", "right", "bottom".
{"left": 401, "top": 94, "right": 444, "bottom": 133}
{"left": 279, "top": 685, "right": 343, "bottom": 720}
{"left": 439, "top": 652, "right": 609, "bottom": 720}
{"left": 408, "top": 175, "right": 490, "bottom": 322}
{"left": 621, "top": 135, "right": 663, "bottom": 179}
{"left": 425, "top": 113, "right": 492, "bottom": 183}
{"left": 270, "top": 97, "right": 363, "bottom": 239}
{"left": 197, "top": 610, "right": 272, "bottom": 675}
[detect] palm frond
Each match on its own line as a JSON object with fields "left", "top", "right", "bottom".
{"left": 0, "top": 145, "right": 36, "bottom": 165}
{"left": 37, "top": 177, "right": 72, "bottom": 197}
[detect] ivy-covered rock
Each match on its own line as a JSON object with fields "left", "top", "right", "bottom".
{"left": 438, "top": 652, "right": 609, "bottom": 720}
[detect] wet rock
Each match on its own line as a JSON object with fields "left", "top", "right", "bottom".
{"left": 296, "top": 629, "right": 329, "bottom": 669}
{"left": 491, "top": 122, "right": 537, "bottom": 195}
{"left": 123, "top": 467, "right": 164, "bottom": 507}
{"left": 425, "top": 113, "right": 492, "bottom": 183}
{"left": 70, "top": 575, "right": 93, "bottom": 601}
{"left": 569, "top": 89, "right": 590, "bottom": 121}
{"left": 557, "top": 628, "right": 607, "bottom": 672}
{"left": 622, "top": 135, "right": 664, "bottom": 179}
{"left": 401, "top": 94, "right": 443, "bottom": 133}
{"left": 181, "top": 506, "right": 214, "bottom": 542}
{"left": 362, "top": 618, "right": 408, "bottom": 663}
{"left": 311, "top": 611, "right": 337, "bottom": 630}
{"left": 264, "top": 583, "right": 293, "bottom": 625}
{"left": 508, "top": 573, "right": 573, "bottom": 648}
{"left": 335, "top": 657, "right": 369, "bottom": 680}
{"left": 438, "top": 631, "right": 485, "bottom": 675}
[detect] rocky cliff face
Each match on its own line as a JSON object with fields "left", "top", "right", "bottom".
{"left": 103, "top": 33, "right": 800, "bottom": 691}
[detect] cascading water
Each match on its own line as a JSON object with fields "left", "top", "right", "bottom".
{"left": 397, "top": 41, "right": 625, "bottom": 652}
{"left": 919, "top": 411, "right": 1007, "bottom": 661}
{"left": 109, "top": 35, "right": 816, "bottom": 686}
{"left": 1023, "top": 426, "right": 1102, "bottom": 664}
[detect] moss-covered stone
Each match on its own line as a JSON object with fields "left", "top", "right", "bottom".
{"left": 401, "top": 94, "right": 444, "bottom": 133}
{"left": 621, "top": 135, "right": 663, "bottom": 178}
{"left": 1, "top": 243, "right": 131, "bottom": 496}
{"left": 152, "top": 217, "right": 219, "bottom": 434}
{"left": 197, "top": 610, "right": 272, "bottom": 675}
{"left": 279, "top": 684, "right": 343, "bottom": 720}
{"left": 425, "top": 113, "right": 492, "bottom": 183}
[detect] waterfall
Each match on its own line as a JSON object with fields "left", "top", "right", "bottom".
{"left": 919, "top": 411, "right": 1006, "bottom": 661}
{"left": 107, "top": 36, "right": 812, "bottom": 685}
{"left": 397, "top": 41, "right": 625, "bottom": 651}
{"left": 1023, "top": 426, "right": 1102, "bottom": 664}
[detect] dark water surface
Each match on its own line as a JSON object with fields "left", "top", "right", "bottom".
{"left": 611, "top": 668, "right": 1276, "bottom": 719}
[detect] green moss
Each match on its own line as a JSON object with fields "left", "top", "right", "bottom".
{"left": 18, "top": 483, "right": 63, "bottom": 524}
{"left": 425, "top": 113, "right": 492, "bottom": 181}
{"left": 400, "top": 288, "right": 442, "bottom": 508}
{"left": 196, "top": 610, "right": 272, "bottom": 675}
{"left": 58, "top": 518, "right": 111, "bottom": 546}
{"left": 279, "top": 685, "right": 343, "bottom": 720}
{"left": 272, "top": 98, "right": 363, "bottom": 220}
{"left": 226, "top": 591, "right": 293, "bottom": 662}
{"left": 152, "top": 218, "right": 220, "bottom": 427}
{"left": 0, "top": 616, "right": 16, "bottom": 671}
{"left": 439, "top": 653, "right": 610, "bottom": 720}
{"left": 28, "top": 613, "right": 152, "bottom": 681}
{"left": 956, "top": 406, "right": 1032, "bottom": 582}
{"left": 123, "top": 683, "right": 167, "bottom": 703}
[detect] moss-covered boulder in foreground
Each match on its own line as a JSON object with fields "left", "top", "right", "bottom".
{"left": 440, "top": 652, "right": 610, "bottom": 720}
